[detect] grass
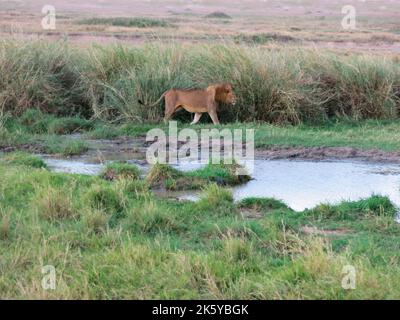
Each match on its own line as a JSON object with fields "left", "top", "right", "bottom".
{"left": 43, "top": 136, "right": 88, "bottom": 156}
{"left": 1, "top": 40, "right": 399, "bottom": 125}
{"left": 0, "top": 152, "right": 47, "bottom": 169}
{"left": 4, "top": 113, "right": 400, "bottom": 155}
{"left": 15, "top": 109, "right": 94, "bottom": 135}
{"left": 77, "top": 17, "right": 174, "bottom": 28}
{"left": 100, "top": 162, "right": 141, "bottom": 181}
{"left": 1, "top": 161, "right": 400, "bottom": 299}
{"left": 146, "top": 162, "right": 251, "bottom": 190}
{"left": 234, "top": 33, "right": 298, "bottom": 44}
{"left": 238, "top": 197, "right": 289, "bottom": 211}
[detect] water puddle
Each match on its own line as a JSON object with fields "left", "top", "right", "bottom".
{"left": 44, "top": 158, "right": 104, "bottom": 175}
{"left": 42, "top": 153, "right": 400, "bottom": 212}
{"left": 231, "top": 160, "right": 400, "bottom": 211}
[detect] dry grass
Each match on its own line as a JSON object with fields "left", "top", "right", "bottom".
{"left": 2, "top": 40, "right": 398, "bottom": 124}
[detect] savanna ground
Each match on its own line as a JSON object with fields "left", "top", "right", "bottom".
{"left": 1, "top": 0, "right": 400, "bottom": 299}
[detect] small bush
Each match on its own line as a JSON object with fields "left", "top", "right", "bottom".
{"left": 1, "top": 152, "right": 47, "bottom": 169}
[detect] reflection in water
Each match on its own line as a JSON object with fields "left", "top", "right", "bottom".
{"left": 231, "top": 160, "right": 400, "bottom": 211}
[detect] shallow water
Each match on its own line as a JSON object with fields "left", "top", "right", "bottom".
{"left": 43, "top": 156, "right": 400, "bottom": 212}
{"left": 233, "top": 160, "right": 400, "bottom": 211}
{"left": 45, "top": 158, "right": 104, "bottom": 175}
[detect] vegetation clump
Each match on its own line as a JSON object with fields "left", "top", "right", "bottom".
{"left": 238, "top": 197, "right": 288, "bottom": 211}
{"left": 205, "top": 12, "right": 232, "bottom": 19}
{"left": 100, "top": 162, "right": 141, "bottom": 181}
{"left": 1, "top": 152, "right": 47, "bottom": 169}
{"left": 77, "top": 17, "right": 174, "bottom": 28}
{"left": 146, "top": 162, "right": 250, "bottom": 190}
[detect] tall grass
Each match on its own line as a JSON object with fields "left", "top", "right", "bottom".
{"left": 0, "top": 40, "right": 90, "bottom": 117}
{"left": 1, "top": 40, "right": 399, "bottom": 124}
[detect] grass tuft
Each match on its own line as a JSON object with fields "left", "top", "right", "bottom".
{"left": 238, "top": 197, "right": 289, "bottom": 211}
{"left": 84, "top": 184, "right": 124, "bottom": 213}
{"left": 34, "top": 187, "right": 77, "bottom": 222}
{"left": 43, "top": 136, "right": 89, "bottom": 156}
{"left": 198, "top": 183, "right": 234, "bottom": 211}
{"left": 1, "top": 152, "right": 47, "bottom": 169}
{"left": 83, "top": 209, "right": 108, "bottom": 234}
{"left": 100, "top": 162, "right": 141, "bottom": 181}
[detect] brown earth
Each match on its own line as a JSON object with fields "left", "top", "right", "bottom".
{"left": 256, "top": 146, "right": 400, "bottom": 164}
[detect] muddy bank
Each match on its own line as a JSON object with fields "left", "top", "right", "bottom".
{"left": 256, "top": 146, "right": 400, "bottom": 164}
{"left": 3, "top": 135, "right": 400, "bottom": 164}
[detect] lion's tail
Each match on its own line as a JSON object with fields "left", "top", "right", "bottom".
{"left": 138, "top": 90, "right": 169, "bottom": 107}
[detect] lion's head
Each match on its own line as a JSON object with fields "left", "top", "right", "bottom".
{"left": 213, "top": 83, "right": 237, "bottom": 105}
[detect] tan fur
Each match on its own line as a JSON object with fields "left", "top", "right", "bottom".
{"left": 139, "top": 83, "right": 236, "bottom": 124}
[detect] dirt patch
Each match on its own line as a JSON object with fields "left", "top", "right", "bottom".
{"left": 0, "top": 144, "right": 43, "bottom": 153}
{"left": 256, "top": 146, "right": 400, "bottom": 164}
{"left": 240, "top": 209, "right": 264, "bottom": 219}
{"left": 301, "top": 225, "right": 350, "bottom": 236}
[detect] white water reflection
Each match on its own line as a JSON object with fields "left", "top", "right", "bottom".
{"left": 229, "top": 160, "right": 400, "bottom": 211}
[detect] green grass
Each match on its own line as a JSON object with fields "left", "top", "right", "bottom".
{"left": 153, "top": 120, "right": 400, "bottom": 152}
{"left": 77, "top": 17, "right": 174, "bottom": 28}
{"left": 146, "top": 162, "right": 251, "bottom": 190}
{"left": 100, "top": 162, "right": 141, "bottom": 181}
{"left": 43, "top": 136, "right": 89, "bottom": 156}
{"left": 1, "top": 161, "right": 400, "bottom": 299}
{"left": 0, "top": 152, "right": 47, "bottom": 169}
{"left": 4, "top": 114, "right": 400, "bottom": 154}
{"left": 1, "top": 40, "right": 399, "bottom": 125}
{"left": 238, "top": 197, "right": 289, "bottom": 211}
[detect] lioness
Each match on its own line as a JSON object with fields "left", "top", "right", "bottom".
{"left": 138, "top": 83, "right": 236, "bottom": 124}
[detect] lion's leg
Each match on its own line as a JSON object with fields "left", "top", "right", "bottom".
{"left": 164, "top": 110, "right": 173, "bottom": 124}
{"left": 163, "top": 97, "right": 175, "bottom": 123}
{"left": 190, "top": 113, "right": 203, "bottom": 125}
{"left": 208, "top": 109, "right": 220, "bottom": 125}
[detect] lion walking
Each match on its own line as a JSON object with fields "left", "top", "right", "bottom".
{"left": 138, "top": 83, "right": 236, "bottom": 125}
